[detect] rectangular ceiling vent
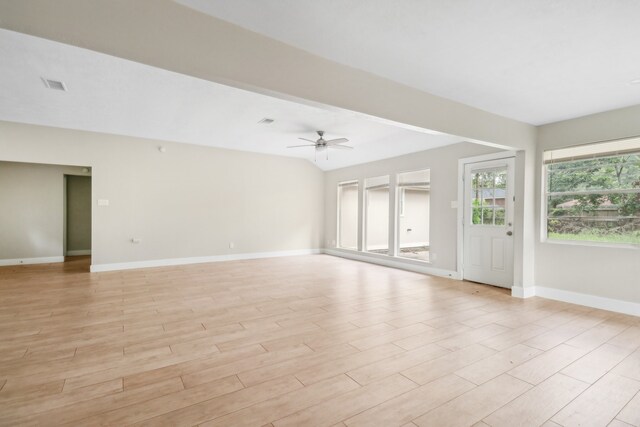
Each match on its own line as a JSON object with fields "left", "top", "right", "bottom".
{"left": 258, "top": 118, "right": 274, "bottom": 124}
{"left": 41, "top": 78, "right": 67, "bottom": 91}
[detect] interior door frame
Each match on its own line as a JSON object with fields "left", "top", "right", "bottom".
{"left": 63, "top": 172, "right": 93, "bottom": 257}
{"left": 457, "top": 150, "right": 518, "bottom": 283}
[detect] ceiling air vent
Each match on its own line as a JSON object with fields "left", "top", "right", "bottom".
{"left": 41, "top": 78, "right": 67, "bottom": 91}
{"left": 258, "top": 118, "right": 274, "bottom": 124}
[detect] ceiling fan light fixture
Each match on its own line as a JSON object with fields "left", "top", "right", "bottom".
{"left": 287, "top": 130, "right": 353, "bottom": 160}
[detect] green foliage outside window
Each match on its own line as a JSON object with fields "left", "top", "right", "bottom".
{"left": 546, "top": 153, "right": 640, "bottom": 244}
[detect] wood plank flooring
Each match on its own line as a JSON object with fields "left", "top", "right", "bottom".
{"left": 0, "top": 255, "right": 639, "bottom": 426}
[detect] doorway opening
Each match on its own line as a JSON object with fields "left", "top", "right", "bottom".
{"left": 64, "top": 174, "right": 92, "bottom": 262}
{"left": 0, "top": 162, "right": 92, "bottom": 268}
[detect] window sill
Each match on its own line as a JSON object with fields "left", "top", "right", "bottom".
{"left": 334, "top": 247, "right": 433, "bottom": 265}
{"left": 542, "top": 238, "right": 640, "bottom": 250}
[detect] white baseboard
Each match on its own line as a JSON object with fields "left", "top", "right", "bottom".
{"left": 511, "top": 286, "right": 536, "bottom": 298}
{"left": 366, "top": 243, "right": 429, "bottom": 250}
{"left": 510, "top": 285, "right": 640, "bottom": 317}
{"left": 66, "top": 250, "right": 91, "bottom": 256}
{"left": 535, "top": 286, "right": 640, "bottom": 317}
{"left": 90, "top": 249, "right": 321, "bottom": 272}
{"left": 0, "top": 256, "right": 65, "bottom": 266}
{"left": 323, "top": 248, "right": 459, "bottom": 279}
{"left": 399, "top": 241, "right": 429, "bottom": 248}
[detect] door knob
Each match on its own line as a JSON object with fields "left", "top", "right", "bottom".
{"left": 506, "top": 231, "right": 513, "bottom": 236}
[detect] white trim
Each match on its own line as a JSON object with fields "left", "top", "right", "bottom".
{"left": 510, "top": 285, "right": 640, "bottom": 317}
{"left": 399, "top": 241, "right": 429, "bottom": 248}
{"left": 90, "top": 249, "right": 321, "bottom": 272}
{"left": 364, "top": 244, "right": 391, "bottom": 251}
{"left": 536, "top": 286, "right": 640, "bottom": 317}
{"left": 324, "top": 248, "right": 460, "bottom": 279}
{"left": 511, "top": 286, "right": 536, "bottom": 298}
{"left": 66, "top": 249, "right": 91, "bottom": 256}
{"left": 459, "top": 150, "right": 518, "bottom": 166}
{"left": 388, "top": 173, "right": 398, "bottom": 258}
{"left": 542, "top": 238, "right": 640, "bottom": 251}
{"left": 0, "top": 256, "right": 65, "bottom": 266}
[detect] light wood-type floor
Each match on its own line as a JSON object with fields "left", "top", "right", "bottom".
{"left": 1, "top": 255, "right": 639, "bottom": 426}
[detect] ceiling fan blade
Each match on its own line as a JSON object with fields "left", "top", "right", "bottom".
{"left": 287, "top": 144, "right": 317, "bottom": 148}
{"left": 298, "top": 137, "right": 318, "bottom": 143}
{"left": 325, "top": 138, "right": 349, "bottom": 145}
{"left": 329, "top": 145, "right": 354, "bottom": 150}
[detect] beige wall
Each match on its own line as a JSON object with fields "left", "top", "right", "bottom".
{"left": 536, "top": 104, "right": 640, "bottom": 303}
{"left": 325, "top": 142, "right": 504, "bottom": 272}
{"left": 66, "top": 175, "right": 92, "bottom": 253}
{"left": 0, "top": 161, "right": 90, "bottom": 260}
{"left": 0, "top": 121, "right": 324, "bottom": 267}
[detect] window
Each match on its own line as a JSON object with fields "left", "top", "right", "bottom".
{"left": 337, "top": 181, "right": 359, "bottom": 250}
{"left": 365, "top": 175, "right": 390, "bottom": 254}
{"left": 470, "top": 167, "right": 507, "bottom": 226}
{"left": 397, "top": 170, "right": 430, "bottom": 262}
{"left": 544, "top": 138, "right": 640, "bottom": 245}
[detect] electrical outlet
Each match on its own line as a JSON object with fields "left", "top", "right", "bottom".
{"left": 229, "top": 242, "right": 234, "bottom": 249}
{"left": 431, "top": 252, "right": 437, "bottom": 261}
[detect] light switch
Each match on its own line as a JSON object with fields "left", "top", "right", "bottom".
{"left": 450, "top": 201, "right": 458, "bottom": 209}
{"left": 97, "top": 199, "right": 109, "bottom": 206}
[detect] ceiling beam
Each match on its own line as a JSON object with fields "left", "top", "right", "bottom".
{"left": 0, "top": 0, "right": 535, "bottom": 150}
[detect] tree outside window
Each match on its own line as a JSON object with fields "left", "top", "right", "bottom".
{"left": 545, "top": 141, "right": 640, "bottom": 245}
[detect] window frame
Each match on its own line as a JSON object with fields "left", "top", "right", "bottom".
{"left": 542, "top": 139, "right": 640, "bottom": 249}
{"left": 395, "top": 168, "right": 431, "bottom": 263}
{"left": 333, "top": 169, "right": 434, "bottom": 265}
{"left": 468, "top": 166, "right": 508, "bottom": 227}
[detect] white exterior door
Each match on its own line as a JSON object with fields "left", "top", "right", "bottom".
{"left": 463, "top": 158, "right": 515, "bottom": 288}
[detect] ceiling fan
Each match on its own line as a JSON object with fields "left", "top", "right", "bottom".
{"left": 287, "top": 131, "right": 353, "bottom": 160}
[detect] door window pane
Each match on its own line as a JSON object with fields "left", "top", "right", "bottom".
{"left": 337, "top": 181, "right": 358, "bottom": 250}
{"left": 397, "top": 170, "right": 430, "bottom": 261}
{"left": 365, "top": 176, "right": 389, "bottom": 255}
{"left": 471, "top": 167, "right": 508, "bottom": 226}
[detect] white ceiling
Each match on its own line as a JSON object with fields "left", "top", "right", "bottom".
{"left": 0, "top": 29, "right": 464, "bottom": 171}
{"left": 177, "top": 0, "right": 640, "bottom": 125}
